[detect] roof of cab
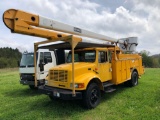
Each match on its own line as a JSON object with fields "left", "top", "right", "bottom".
{"left": 38, "top": 42, "right": 115, "bottom": 50}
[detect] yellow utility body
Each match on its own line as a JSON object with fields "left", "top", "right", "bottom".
{"left": 3, "top": 9, "right": 144, "bottom": 109}
{"left": 45, "top": 47, "right": 144, "bottom": 90}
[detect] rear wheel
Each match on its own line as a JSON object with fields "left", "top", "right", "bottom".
{"left": 124, "top": 71, "right": 138, "bottom": 87}
{"left": 83, "top": 83, "right": 101, "bottom": 109}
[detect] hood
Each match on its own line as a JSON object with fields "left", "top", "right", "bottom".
{"left": 50, "top": 62, "right": 95, "bottom": 71}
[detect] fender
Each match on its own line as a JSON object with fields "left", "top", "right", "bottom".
{"left": 75, "top": 72, "right": 101, "bottom": 90}
{"left": 130, "top": 67, "right": 138, "bottom": 75}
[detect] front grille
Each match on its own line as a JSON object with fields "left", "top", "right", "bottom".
{"left": 50, "top": 70, "right": 68, "bottom": 82}
{"left": 21, "top": 74, "right": 34, "bottom": 81}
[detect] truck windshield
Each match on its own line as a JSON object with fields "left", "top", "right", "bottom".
{"left": 67, "top": 50, "right": 95, "bottom": 63}
{"left": 20, "top": 53, "right": 35, "bottom": 67}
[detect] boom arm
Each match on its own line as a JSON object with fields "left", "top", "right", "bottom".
{"left": 3, "top": 9, "right": 117, "bottom": 43}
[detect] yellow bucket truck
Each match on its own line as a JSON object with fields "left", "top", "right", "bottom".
{"left": 3, "top": 9, "right": 144, "bottom": 109}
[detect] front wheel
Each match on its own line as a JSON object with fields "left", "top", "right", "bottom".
{"left": 49, "top": 95, "right": 58, "bottom": 101}
{"left": 83, "top": 83, "right": 101, "bottom": 109}
{"left": 29, "top": 85, "right": 37, "bottom": 90}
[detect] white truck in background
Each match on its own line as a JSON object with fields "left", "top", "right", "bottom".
{"left": 19, "top": 48, "right": 65, "bottom": 89}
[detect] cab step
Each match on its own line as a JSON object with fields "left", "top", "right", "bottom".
{"left": 103, "top": 81, "right": 116, "bottom": 93}
{"left": 103, "top": 82, "right": 114, "bottom": 88}
{"left": 104, "top": 88, "right": 116, "bottom": 93}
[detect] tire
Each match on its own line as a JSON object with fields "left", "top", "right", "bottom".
{"left": 29, "top": 85, "right": 37, "bottom": 90}
{"left": 83, "top": 83, "right": 101, "bottom": 109}
{"left": 124, "top": 71, "right": 138, "bottom": 87}
{"left": 49, "top": 95, "right": 57, "bottom": 101}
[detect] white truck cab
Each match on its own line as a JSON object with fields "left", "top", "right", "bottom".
{"left": 19, "top": 49, "right": 65, "bottom": 89}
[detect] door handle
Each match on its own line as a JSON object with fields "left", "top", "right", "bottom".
{"left": 109, "top": 68, "right": 112, "bottom": 72}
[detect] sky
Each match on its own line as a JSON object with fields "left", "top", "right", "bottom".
{"left": 0, "top": 0, "right": 160, "bottom": 55}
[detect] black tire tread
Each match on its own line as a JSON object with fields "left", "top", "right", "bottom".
{"left": 83, "top": 83, "right": 101, "bottom": 109}
{"left": 29, "top": 85, "right": 37, "bottom": 90}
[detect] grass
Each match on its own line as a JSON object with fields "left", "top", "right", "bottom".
{"left": 0, "top": 68, "right": 159, "bottom": 120}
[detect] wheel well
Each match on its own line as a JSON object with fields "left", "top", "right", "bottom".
{"left": 87, "top": 78, "right": 103, "bottom": 90}
{"left": 131, "top": 68, "right": 138, "bottom": 75}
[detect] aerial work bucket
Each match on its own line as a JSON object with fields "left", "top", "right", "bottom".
{"left": 118, "top": 37, "right": 138, "bottom": 52}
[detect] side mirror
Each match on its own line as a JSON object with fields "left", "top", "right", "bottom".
{"left": 44, "top": 57, "right": 48, "bottom": 64}
{"left": 39, "top": 60, "right": 44, "bottom": 72}
{"left": 17, "top": 61, "right": 20, "bottom": 67}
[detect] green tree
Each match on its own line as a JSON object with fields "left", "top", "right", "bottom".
{"left": 158, "top": 58, "right": 160, "bottom": 65}
{"left": 0, "top": 47, "right": 22, "bottom": 68}
{"left": 152, "top": 58, "right": 160, "bottom": 68}
{"left": 140, "top": 50, "right": 153, "bottom": 67}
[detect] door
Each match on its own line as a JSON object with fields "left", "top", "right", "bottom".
{"left": 98, "top": 51, "right": 112, "bottom": 82}
{"left": 37, "top": 52, "right": 56, "bottom": 80}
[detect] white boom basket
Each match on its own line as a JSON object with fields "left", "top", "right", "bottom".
{"left": 118, "top": 37, "right": 138, "bottom": 52}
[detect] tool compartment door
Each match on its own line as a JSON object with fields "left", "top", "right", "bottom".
{"left": 121, "top": 60, "right": 127, "bottom": 81}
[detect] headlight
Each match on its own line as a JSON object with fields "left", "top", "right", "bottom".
{"left": 70, "top": 83, "right": 84, "bottom": 88}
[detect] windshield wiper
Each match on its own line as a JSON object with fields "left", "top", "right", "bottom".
{"left": 27, "top": 65, "right": 34, "bottom": 67}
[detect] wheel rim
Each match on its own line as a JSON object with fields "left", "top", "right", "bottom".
{"left": 90, "top": 89, "right": 99, "bottom": 105}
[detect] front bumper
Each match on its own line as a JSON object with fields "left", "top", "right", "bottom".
{"left": 20, "top": 80, "right": 34, "bottom": 85}
{"left": 20, "top": 79, "right": 45, "bottom": 86}
{"left": 38, "top": 85, "right": 82, "bottom": 100}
